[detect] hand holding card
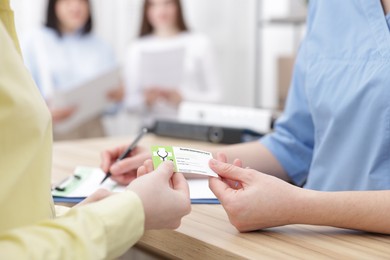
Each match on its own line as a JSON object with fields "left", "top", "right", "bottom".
{"left": 151, "top": 146, "right": 218, "bottom": 178}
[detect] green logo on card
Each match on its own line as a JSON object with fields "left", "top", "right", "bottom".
{"left": 151, "top": 146, "right": 177, "bottom": 171}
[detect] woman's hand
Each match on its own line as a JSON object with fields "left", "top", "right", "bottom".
{"left": 50, "top": 106, "right": 77, "bottom": 123}
{"left": 209, "top": 158, "right": 304, "bottom": 232}
{"left": 107, "top": 85, "right": 125, "bottom": 102}
{"left": 162, "top": 89, "right": 182, "bottom": 107}
{"left": 144, "top": 87, "right": 162, "bottom": 108}
{"left": 128, "top": 161, "right": 191, "bottom": 230}
{"left": 144, "top": 87, "right": 183, "bottom": 108}
{"left": 100, "top": 145, "right": 151, "bottom": 185}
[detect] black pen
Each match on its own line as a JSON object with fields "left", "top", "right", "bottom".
{"left": 100, "top": 128, "right": 148, "bottom": 184}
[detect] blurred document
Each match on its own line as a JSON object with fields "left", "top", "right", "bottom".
{"left": 51, "top": 67, "right": 121, "bottom": 133}
{"left": 139, "top": 47, "right": 185, "bottom": 88}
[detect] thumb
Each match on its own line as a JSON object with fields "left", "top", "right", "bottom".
{"left": 155, "top": 161, "right": 175, "bottom": 180}
{"left": 171, "top": 172, "right": 190, "bottom": 197}
{"left": 209, "top": 159, "right": 249, "bottom": 183}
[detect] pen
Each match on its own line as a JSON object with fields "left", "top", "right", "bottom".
{"left": 100, "top": 128, "right": 148, "bottom": 184}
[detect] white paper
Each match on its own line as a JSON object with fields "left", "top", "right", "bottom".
{"left": 188, "top": 179, "right": 216, "bottom": 200}
{"left": 52, "top": 167, "right": 125, "bottom": 198}
{"left": 52, "top": 166, "right": 216, "bottom": 200}
{"left": 51, "top": 67, "right": 121, "bottom": 133}
{"left": 139, "top": 47, "right": 185, "bottom": 88}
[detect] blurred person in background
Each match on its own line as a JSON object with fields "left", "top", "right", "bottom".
{"left": 123, "top": 0, "right": 221, "bottom": 127}
{"left": 22, "top": 0, "right": 124, "bottom": 140}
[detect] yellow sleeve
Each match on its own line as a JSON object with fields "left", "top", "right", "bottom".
{"left": 0, "top": 0, "right": 21, "bottom": 54}
{"left": 1, "top": 1, "right": 145, "bottom": 258}
{"left": 0, "top": 191, "right": 145, "bottom": 260}
{"left": 0, "top": 0, "right": 55, "bottom": 232}
{"left": 54, "top": 205, "right": 71, "bottom": 217}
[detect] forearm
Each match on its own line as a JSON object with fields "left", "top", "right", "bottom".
{"left": 295, "top": 190, "right": 390, "bottom": 234}
{"left": 211, "top": 141, "right": 290, "bottom": 181}
{"left": 382, "top": 0, "right": 390, "bottom": 14}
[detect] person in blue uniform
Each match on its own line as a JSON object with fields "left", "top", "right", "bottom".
{"left": 102, "top": 0, "right": 390, "bottom": 234}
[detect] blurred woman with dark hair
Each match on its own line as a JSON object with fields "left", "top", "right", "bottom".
{"left": 22, "top": 0, "right": 123, "bottom": 140}
{"left": 123, "top": 0, "right": 221, "bottom": 126}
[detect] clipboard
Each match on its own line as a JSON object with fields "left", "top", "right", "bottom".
{"left": 52, "top": 166, "right": 219, "bottom": 204}
{"left": 52, "top": 166, "right": 125, "bottom": 199}
{"left": 53, "top": 197, "right": 219, "bottom": 204}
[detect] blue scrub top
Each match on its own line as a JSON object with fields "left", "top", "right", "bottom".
{"left": 261, "top": 0, "right": 390, "bottom": 191}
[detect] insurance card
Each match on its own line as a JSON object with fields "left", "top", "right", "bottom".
{"left": 151, "top": 146, "right": 218, "bottom": 177}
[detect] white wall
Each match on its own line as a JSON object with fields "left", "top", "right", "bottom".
{"left": 257, "top": 0, "right": 307, "bottom": 109}
{"left": 10, "top": 0, "right": 306, "bottom": 110}
{"left": 184, "top": 0, "right": 257, "bottom": 107}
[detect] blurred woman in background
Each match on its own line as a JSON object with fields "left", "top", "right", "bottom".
{"left": 123, "top": 0, "right": 221, "bottom": 127}
{"left": 22, "top": 0, "right": 123, "bottom": 140}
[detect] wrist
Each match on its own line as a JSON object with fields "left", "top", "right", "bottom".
{"left": 284, "top": 187, "right": 320, "bottom": 225}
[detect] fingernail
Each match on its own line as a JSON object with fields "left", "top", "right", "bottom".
{"left": 210, "top": 159, "right": 220, "bottom": 166}
{"left": 167, "top": 160, "right": 174, "bottom": 165}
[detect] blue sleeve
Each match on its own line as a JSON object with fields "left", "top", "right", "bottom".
{"left": 260, "top": 39, "right": 314, "bottom": 186}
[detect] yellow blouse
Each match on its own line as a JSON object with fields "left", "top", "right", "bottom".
{"left": 0, "top": 1, "right": 144, "bottom": 258}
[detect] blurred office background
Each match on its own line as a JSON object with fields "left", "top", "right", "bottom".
{"left": 10, "top": 0, "right": 307, "bottom": 136}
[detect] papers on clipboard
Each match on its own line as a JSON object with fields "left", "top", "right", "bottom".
{"left": 52, "top": 166, "right": 218, "bottom": 204}
{"left": 51, "top": 67, "right": 121, "bottom": 133}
